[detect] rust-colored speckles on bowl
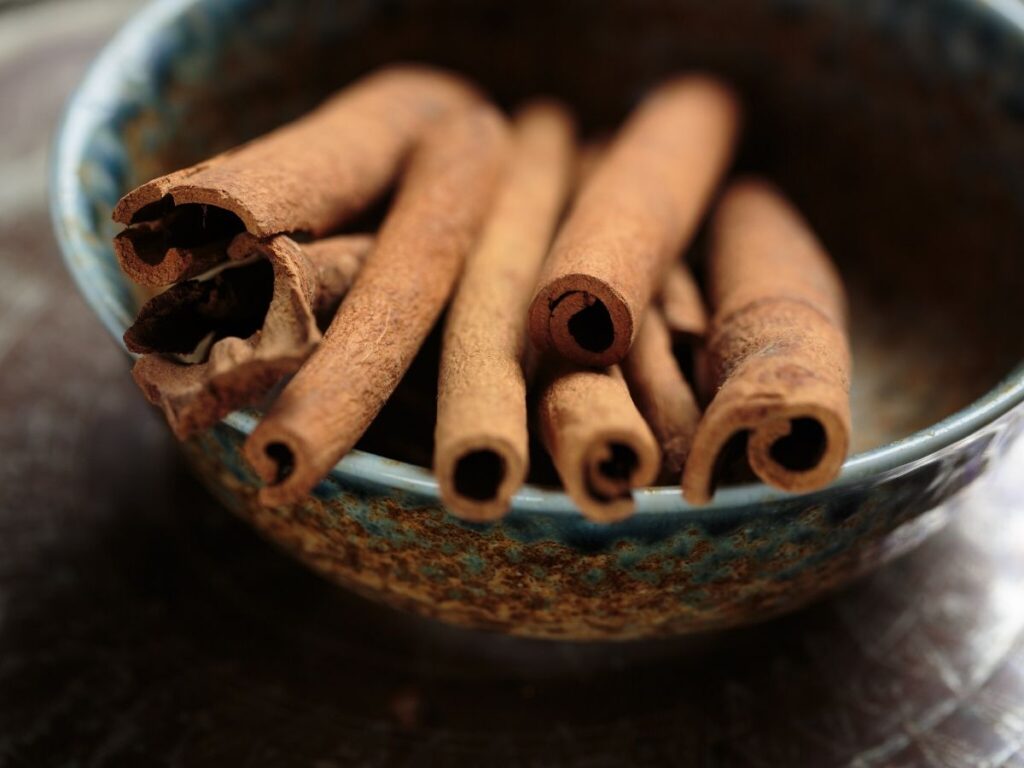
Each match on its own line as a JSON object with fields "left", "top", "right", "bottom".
{"left": 176, "top": 415, "right": 1012, "bottom": 639}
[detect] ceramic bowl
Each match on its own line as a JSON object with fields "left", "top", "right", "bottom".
{"left": 52, "top": 0, "right": 1024, "bottom": 639}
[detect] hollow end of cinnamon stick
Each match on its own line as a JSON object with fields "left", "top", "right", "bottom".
{"left": 114, "top": 202, "right": 247, "bottom": 287}
{"left": 562, "top": 427, "right": 659, "bottom": 523}
{"left": 682, "top": 401, "right": 849, "bottom": 505}
{"left": 748, "top": 409, "right": 848, "bottom": 491}
{"left": 125, "top": 232, "right": 352, "bottom": 439}
{"left": 123, "top": 256, "right": 275, "bottom": 358}
{"left": 587, "top": 443, "right": 637, "bottom": 498}
{"left": 529, "top": 276, "right": 633, "bottom": 369}
{"left": 681, "top": 176, "right": 851, "bottom": 504}
{"left": 436, "top": 437, "right": 527, "bottom": 522}
{"left": 537, "top": 364, "right": 660, "bottom": 523}
{"left": 245, "top": 419, "right": 347, "bottom": 506}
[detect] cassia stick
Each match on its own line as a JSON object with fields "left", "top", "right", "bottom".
{"left": 244, "top": 104, "right": 510, "bottom": 505}
{"left": 536, "top": 361, "right": 660, "bottom": 522}
{"left": 434, "top": 101, "right": 575, "bottom": 521}
{"left": 113, "top": 65, "right": 476, "bottom": 286}
{"left": 528, "top": 75, "right": 739, "bottom": 367}
{"left": 127, "top": 233, "right": 372, "bottom": 438}
{"left": 682, "top": 178, "right": 851, "bottom": 504}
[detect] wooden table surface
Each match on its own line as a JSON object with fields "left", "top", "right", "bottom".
{"left": 1, "top": 1, "right": 1024, "bottom": 765}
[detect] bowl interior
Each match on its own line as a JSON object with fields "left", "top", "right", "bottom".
{"left": 57, "top": 0, "right": 1024, "bottom": 492}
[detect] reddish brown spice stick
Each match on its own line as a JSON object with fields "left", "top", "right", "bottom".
{"left": 434, "top": 102, "right": 575, "bottom": 521}
{"left": 660, "top": 260, "right": 708, "bottom": 346}
{"left": 536, "top": 362, "right": 660, "bottom": 523}
{"left": 682, "top": 178, "right": 851, "bottom": 504}
{"left": 620, "top": 309, "right": 701, "bottom": 479}
{"left": 127, "top": 233, "right": 373, "bottom": 439}
{"left": 113, "top": 65, "right": 477, "bottom": 286}
{"left": 244, "top": 105, "right": 510, "bottom": 505}
{"left": 528, "top": 75, "right": 740, "bottom": 367}
{"left": 659, "top": 258, "right": 708, "bottom": 409}
{"left": 573, "top": 139, "right": 607, "bottom": 190}
{"left": 303, "top": 236, "right": 376, "bottom": 323}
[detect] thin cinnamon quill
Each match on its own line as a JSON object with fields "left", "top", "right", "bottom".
{"left": 573, "top": 139, "right": 607, "bottom": 190}
{"left": 434, "top": 102, "right": 575, "bottom": 521}
{"left": 660, "top": 259, "right": 708, "bottom": 410}
{"left": 244, "top": 104, "right": 510, "bottom": 505}
{"left": 528, "top": 75, "right": 739, "bottom": 367}
{"left": 113, "top": 65, "right": 477, "bottom": 286}
{"left": 660, "top": 260, "right": 708, "bottom": 346}
{"left": 682, "top": 178, "right": 851, "bottom": 504}
{"left": 620, "top": 309, "right": 701, "bottom": 479}
{"left": 536, "top": 361, "right": 660, "bottom": 523}
{"left": 127, "top": 233, "right": 373, "bottom": 439}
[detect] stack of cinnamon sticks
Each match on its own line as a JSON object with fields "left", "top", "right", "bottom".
{"left": 114, "top": 64, "right": 851, "bottom": 522}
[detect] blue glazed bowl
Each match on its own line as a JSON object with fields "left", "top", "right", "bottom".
{"left": 53, "top": 0, "right": 1024, "bottom": 639}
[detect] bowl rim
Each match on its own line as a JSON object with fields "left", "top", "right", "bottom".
{"left": 50, "top": 0, "right": 1024, "bottom": 516}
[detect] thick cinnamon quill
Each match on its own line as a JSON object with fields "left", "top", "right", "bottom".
{"left": 682, "top": 178, "right": 851, "bottom": 504}
{"left": 244, "top": 105, "right": 510, "bottom": 505}
{"left": 536, "top": 362, "right": 660, "bottom": 523}
{"left": 127, "top": 233, "right": 373, "bottom": 438}
{"left": 113, "top": 65, "right": 476, "bottom": 286}
{"left": 434, "top": 102, "right": 575, "bottom": 521}
{"left": 528, "top": 75, "right": 739, "bottom": 367}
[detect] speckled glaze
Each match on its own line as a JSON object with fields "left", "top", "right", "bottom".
{"left": 53, "top": 0, "right": 1024, "bottom": 638}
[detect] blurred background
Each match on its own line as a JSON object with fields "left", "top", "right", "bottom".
{"left": 1, "top": 0, "right": 1024, "bottom": 765}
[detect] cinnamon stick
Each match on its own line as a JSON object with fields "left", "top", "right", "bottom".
{"left": 573, "top": 138, "right": 607, "bottom": 190}
{"left": 303, "top": 236, "right": 377, "bottom": 324}
{"left": 434, "top": 102, "right": 575, "bottom": 521}
{"left": 244, "top": 104, "right": 510, "bottom": 505}
{"left": 659, "top": 258, "right": 707, "bottom": 401}
{"left": 528, "top": 75, "right": 739, "bottom": 367}
{"left": 620, "top": 309, "right": 701, "bottom": 479}
{"left": 127, "top": 233, "right": 372, "bottom": 439}
{"left": 536, "top": 361, "right": 660, "bottom": 523}
{"left": 113, "top": 65, "right": 476, "bottom": 286}
{"left": 660, "top": 260, "right": 707, "bottom": 345}
{"left": 682, "top": 178, "right": 851, "bottom": 504}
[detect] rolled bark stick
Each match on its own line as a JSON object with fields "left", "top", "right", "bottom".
{"left": 303, "top": 236, "right": 376, "bottom": 324}
{"left": 244, "top": 104, "right": 510, "bottom": 506}
{"left": 620, "top": 310, "right": 701, "bottom": 479}
{"left": 528, "top": 75, "right": 740, "bottom": 367}
{"left": 536, "top": 361, "right": 660, "bottom": 523}
{"left": 574, "top": 138, "right": 607, "bottom": 190}
{"left": 660, "top": 260, "right": 707, "bottom": 345}
{"left": 682, "top": 178, "right": 851, "bottom": 504}
{"left": 658, "top": 258, "right": 707, "bottom": 404}
{"left": 434, "top": 102, "right": 575, "bottom": 522}
{"left": 127, "top": 233, "right": 373, "bottom": 439}
{"left": 113, "top": 65, "right": 477, "bottom": 286}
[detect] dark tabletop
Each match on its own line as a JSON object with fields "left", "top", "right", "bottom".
{"left": 2, "top": 2, "right": 1024, "bottom": 765}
